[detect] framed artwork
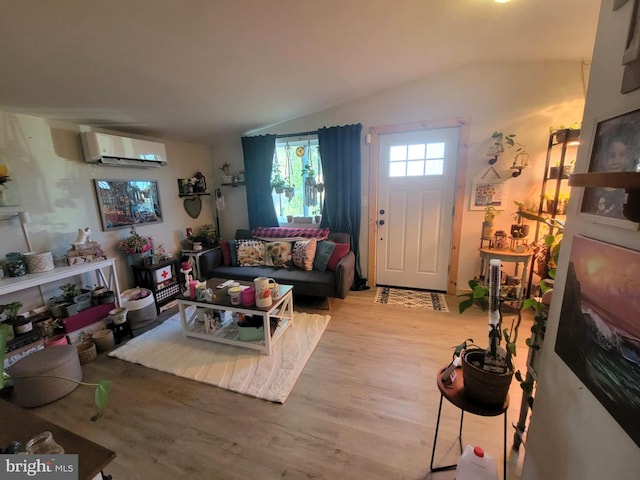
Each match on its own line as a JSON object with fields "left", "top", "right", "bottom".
{"left": 580, "top": 108, "right": 640, "bottom": 230}
{"left": 94, "top": 179, "right": 163, "bottom": 231}
{"left": 469, "top": 180, "right": 508, "bottom": 210}
{"left": 555, "top": 235, "right": 640, "bottom": 447}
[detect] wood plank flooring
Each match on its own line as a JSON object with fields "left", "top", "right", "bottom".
{"left": 29, "top": 289, "right": 531, "bottom": 479}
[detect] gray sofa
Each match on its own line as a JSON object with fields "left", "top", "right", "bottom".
{"left": 197, "top": 229, "right": 355, "bottom": 299}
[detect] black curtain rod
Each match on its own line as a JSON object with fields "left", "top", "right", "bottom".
{"left": 276, "top": 130, "right": 318, "bottom": 139}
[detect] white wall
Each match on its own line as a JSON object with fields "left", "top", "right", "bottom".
{"left": 0, "top": 112, "right": 214, "bottom": 312}
{"left": 216, "top": 59, "right": 588, "bottom": 290}
{"left": 523, "top": 2, "right": 640, "bottom": 479}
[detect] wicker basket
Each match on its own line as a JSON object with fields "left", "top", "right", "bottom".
{"left": 462, "top": 349, "right": 513, "bottom": 407}
{"left": 92, "top": 329, "right": 115, "bottom": 352}
{"left": 76, "top": 341, "right": 97, "bottom": 364}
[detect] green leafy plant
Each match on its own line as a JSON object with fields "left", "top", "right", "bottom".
{"left": 484, "top": 205, "right": 500, "bottom": 223}
{"left": 0, "top": 327, "right": 111, "bottom": 421}
{"left": 301, "top": 164, "right": 315, "bottom": 178}
{"left": 271, "top": 174, "right": 287, "bottom": 193}
{"left": 490, "top": 131, "right": 526, "bottom": 157}
{"left": 0, "top": 301, "right": 23, "bottom": 321}
{"left": 60, "top": 283, "right": 79, "bottom": 301}
{"left": 219, "top": 162, "right": 231, "bottom": 176}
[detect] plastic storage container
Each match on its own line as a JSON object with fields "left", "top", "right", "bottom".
{"left": 455, "top": 445, "right": 498, "bottom": 480}
{"left": 121, "top": 288, "right": 157, "bottom": 329}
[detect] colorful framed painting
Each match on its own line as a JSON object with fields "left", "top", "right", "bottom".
{"left": 555, "top": 235, "right": 640, "bottom": 446}
{"left": 580, "top": 108, "right": 640, "bottom": 230}
{"left": 94, "top": 179, "right": 163, "bottom": 231}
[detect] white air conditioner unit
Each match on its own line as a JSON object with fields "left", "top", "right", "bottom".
{"left": 80, "top": 132, "right": 168, "bottom": 168}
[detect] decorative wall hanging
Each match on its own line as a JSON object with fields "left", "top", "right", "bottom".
{"left": 469, "top": 179, "right": 508, "bottom": 211}
{"left": 183, "top": 197, "right": 202, "bottom": 219}
{"left": 579, "top": 107, "right": 640, "bottom": 230}
{"left": 94, "top": 179, "right": 163, "bottom": 231}
{"left": 555, "top": 235, "right": 640, "bottom": 447}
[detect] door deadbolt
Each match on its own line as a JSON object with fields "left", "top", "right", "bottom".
{"left": 378, "top": 220, "right": 385, "bottom": 225}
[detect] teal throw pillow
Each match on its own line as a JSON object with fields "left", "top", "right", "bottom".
{"left": 229, "top": 240, "right": 238, "bottom": 266}
{"left": 313, "top": 240, "right": 336, "bottom": 271}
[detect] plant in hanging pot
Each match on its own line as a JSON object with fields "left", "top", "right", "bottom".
{"left": 271, "top": 174, "right": 286, "bottom": 194}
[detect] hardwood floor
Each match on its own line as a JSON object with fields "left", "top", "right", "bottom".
{"left": 31, "top": 289, "right": 532, "bottom": 479}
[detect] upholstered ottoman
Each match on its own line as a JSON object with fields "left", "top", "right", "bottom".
{"left": 8, "top": 345, "right": 82, "bottom": 408}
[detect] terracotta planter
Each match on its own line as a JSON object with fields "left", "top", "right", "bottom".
{"left": 45, "top": 334, "right": 68, "bottom": 348}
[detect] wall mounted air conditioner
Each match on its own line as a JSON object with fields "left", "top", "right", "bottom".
{"left": 80, "top": 131, "right": 168, "bottom": 168}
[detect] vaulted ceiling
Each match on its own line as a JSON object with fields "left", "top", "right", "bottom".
{"left": 0, "top": 0, "right": 601, "bottom": 145}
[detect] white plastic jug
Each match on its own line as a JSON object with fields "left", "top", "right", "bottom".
{"left": 455, "top": 445, "right": 498, "bottom": 480}
{"left": 254, "top": 276, "right": 274, "bottom": 308}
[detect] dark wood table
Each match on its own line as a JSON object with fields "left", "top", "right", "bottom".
{"left": 429, "top": 367, "right": 509, "bottom": 479}
{"left": 0, "top": 400, "right": 116, "bottom": 480}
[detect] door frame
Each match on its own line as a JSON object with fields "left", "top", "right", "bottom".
{"left": 367, "top": 117, "right": 470, "bottom": 294}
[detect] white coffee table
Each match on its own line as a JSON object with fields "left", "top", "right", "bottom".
{"left": 178, "top": 281, "right": 293, "bottom": 355}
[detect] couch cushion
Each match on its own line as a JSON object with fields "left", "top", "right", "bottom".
{"left": 313, "top": 240, "right": 336, "bottom": 271}
{"left": 292, "top": 238, "right": 317, "bottom": 271}
{"left": 265, "top": 241, "right": 292, "bottom": 267}
{"left": 236, "top": 239, "right": 266, "bottom": 266}
{"left": 219, "top": 240, "right": 231, "bottom": 266}
{"left": 327, "top": 242, "right": 350, "bottom": 271}
{"left": 229, "top": 240, "right": 238, "bottom": 266}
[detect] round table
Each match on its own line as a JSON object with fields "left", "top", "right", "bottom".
{"left": 430, "top": 367, "right": 509, "bottom": 479}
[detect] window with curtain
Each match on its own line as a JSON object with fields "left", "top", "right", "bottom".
{"left": 270, "top": 136, "right": 324, "bottom": 223}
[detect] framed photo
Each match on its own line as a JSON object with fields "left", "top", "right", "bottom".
{"left": 580, "top": 108, "right": 640, "bottom": 230}
{"left": 94, "top": 179, "right": 163, "bottom": 231}
{"left": 469, "top": 180, "right": 508, "bottom": 210}
{"left": 555, "top": 235, "right": 640, "bottom": 447}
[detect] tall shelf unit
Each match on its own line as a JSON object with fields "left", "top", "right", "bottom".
{"left": 514, "top": 128, "right": 580, "bottom": 450}
{"left": 527, "top": 128, "right": 580, "bottom": 295}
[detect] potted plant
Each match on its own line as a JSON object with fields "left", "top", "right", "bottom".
{"left": 118, "top": 225, "right": 153, "bottom": 266}
{"left": 313, "top": 208, "right": 322, "bottom": 224}
{"left": 1, "top": 301, "right": 32, "bottom": 336}
{"left": 510, "top": 201, "right": 532, "bottom": 239}
{"left": 302, "top": 164, "right": 316, "bottom": 185}
{"left": 482, "top": 205, "right": 500, "bottom": 239}
{"left": 0, "top": 327, "right": 110, "bottom": 421}
{"left": 284, "top": 184, "right": 295, "bottom": 200}
{"left": 488, "top": 131, "right": 526, "bottom": 165}
{"left": 549, "top": 123, "right": 581, "bottom": 143}
{"left": 219, "top": 162, "right": 233, "bottom": 184}
{"left": 271, "top": 174, "right": 287, "bottom": 194}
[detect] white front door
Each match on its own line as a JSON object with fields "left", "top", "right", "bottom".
{"left": 375, "top": 127, "right": 459, "bottom": 291}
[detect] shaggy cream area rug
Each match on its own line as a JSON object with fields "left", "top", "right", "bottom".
{"left": 374, "top": 287, "right": 449, "bottom": 312}
{"left": 109, "top": 309, "right": 330, "bottom": 403}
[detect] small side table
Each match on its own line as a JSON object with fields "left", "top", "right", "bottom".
{"left": 132, "top": 259, "right": 181, "bottom": 314}
{"left": 478, "top": 247, "right": 533, "bottom": 303}
{"left": 181, "top": 248, "right": 216, "bottom": 281}
{"left": 430, "top": 367, "right": 509, "bottom": 479}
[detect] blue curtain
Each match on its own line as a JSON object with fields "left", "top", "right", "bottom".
{"left": 241, "top": 134, "right": 278, "bottom": 229}
{"left": 318, "top": 123, "right": 368, "bottom": 290}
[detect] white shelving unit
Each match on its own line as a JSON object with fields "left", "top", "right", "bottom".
{"left": 0, "top": 258, "right": 121, "bottom": 305}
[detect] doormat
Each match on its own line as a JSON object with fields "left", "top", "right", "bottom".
{"left": 374, "top": 287, "right": 449, "bottom": 312}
